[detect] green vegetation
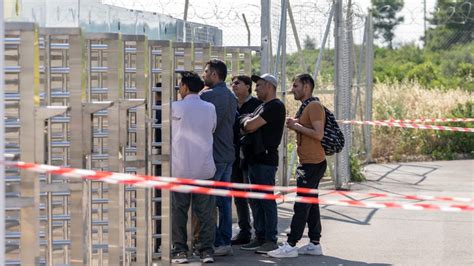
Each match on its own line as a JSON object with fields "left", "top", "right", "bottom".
{"left": 275, "top": 42, "right": 473, "bottom": 164}
{"left": 425, "top": 0, "right": 473, "bottom": 51}
{"left": 371, "top": 82, "right": 473, "bottom": 161}
{"left": 370, "top": 0, "right": 405, "bottom": 49}
{"left": 374, "top": 43, "right": 474, "bottom": 91}
{"left": 350, "top": 153, "right": 366, "bottom": 182}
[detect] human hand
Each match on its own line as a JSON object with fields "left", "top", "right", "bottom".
{"left": 286, "top": 117, "right": 298, "bottom": 130}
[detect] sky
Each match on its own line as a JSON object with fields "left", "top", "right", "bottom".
{"left": 104, "top": 0, "right": 438, "bottom": 51}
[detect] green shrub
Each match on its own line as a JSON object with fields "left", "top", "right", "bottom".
{"left": 350, "top": 153, "right": 365, "bottom": 182}
{"left": 420, "top": 101, "right": 474, "bottom": 159}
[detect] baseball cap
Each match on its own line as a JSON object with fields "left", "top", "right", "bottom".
{"left": 251, "top": 73, "right": 278, "bottom": 88}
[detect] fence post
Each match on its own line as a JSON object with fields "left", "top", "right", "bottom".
{"left": 364, "top": 12, "right": 374, "bottom": 163}
{"left": 334, "top": 0, "right": 352, "bottom": 190}
{"left": 0, "top": 6, "right": 5, "bottom": 264}
{"left": 260, "top": 0, "right": 272, "bottom": 73}
{"left": 15, "top": 23, "right": 41, "bottom": 266}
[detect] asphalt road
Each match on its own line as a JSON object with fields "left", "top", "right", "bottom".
{"left": 191, "top": 160, "right": 474, "bottom": 266}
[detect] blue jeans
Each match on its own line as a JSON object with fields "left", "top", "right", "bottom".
{"left": 248, "top": 164, "right": 278, "bottom": 243}
{"left": 214, "top": 162, "right": 233, "bottom": 247}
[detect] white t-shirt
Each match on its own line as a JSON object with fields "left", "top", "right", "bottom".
{"left": 171, "top": 94, "right": 217, "bottom": 179}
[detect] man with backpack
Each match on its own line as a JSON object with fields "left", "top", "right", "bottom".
{"left": 268, "top": 73, "right": 327, "bottom": 258}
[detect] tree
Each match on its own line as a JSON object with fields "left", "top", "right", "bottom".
{"left": 303, "top": 34, "right": 316, "bottom": 50}
{"left": 370, "top": 0, "right": 404, "bottom": 49}
{"left": 425, "top": 0, "right": 474, "bottom": 50}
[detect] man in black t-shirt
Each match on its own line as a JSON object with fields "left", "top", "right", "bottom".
{"left": 230, "top": 75, "right": 262, "bottom": 245}
{"left": 240, "top": 73, "right": 286, "bottom": 255}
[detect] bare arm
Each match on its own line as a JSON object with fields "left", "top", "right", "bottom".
{"left": 286, "top": 117, "right": 324, "bottom": 140}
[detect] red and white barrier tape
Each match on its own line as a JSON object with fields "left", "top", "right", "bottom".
{"left": 5, "top": 161, "right": 474, "bottom": 212}
{"left": 382, "top": 118, "right": 474, "bottom": 123}
{"left": 339, "top": 120, "right": 474, "bottom": 132}
{"left": 330, "top": 191, "right": 474, "bottom": 203}
{"left": 7, "top": 159, "right": 472, "bottom": 203}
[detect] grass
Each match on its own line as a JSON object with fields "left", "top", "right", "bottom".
{"left": 282, "top": 79, "right": 473, "bottom": 164}
{"left": 371, "top": 80, "right": 473, "bottom": 162}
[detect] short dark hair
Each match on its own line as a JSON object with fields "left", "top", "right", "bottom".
{"left": 206, "top": 59, "right": 227, "bottom": 81}
{"left": 181, "top": 71, "right": 204, "bottom": 93}
{"left": 232, "top": 75, "right": 252, "bottom": 94}
{"left": 293, "top": 73, "right": 315, "bottom": 91}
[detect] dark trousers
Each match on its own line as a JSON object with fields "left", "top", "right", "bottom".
{"left": 231, "top": 168, "right": 253, "bottom": 238}
{"left": 287, "top": 161, "right": 327, "bottom": 245}
{"left": 172, "top": 190, "right": 216, "bottom": 254}
{"left": 248, "top": 164, "right": 278, "bottom": 243}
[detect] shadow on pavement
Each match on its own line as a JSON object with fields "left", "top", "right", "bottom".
{"left": 371, "top": 164, "right": 439, "bottom": 185}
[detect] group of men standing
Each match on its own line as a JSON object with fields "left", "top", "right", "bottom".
{"left": 170, "top": 59, "right": 327, "bottom": 263}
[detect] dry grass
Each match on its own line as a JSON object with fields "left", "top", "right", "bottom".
{"left": 281, "top": 80, "right": 473, "bottom": 162}
{"left": 373, "top": 81, "right": 472, "bottom": 120}
{"left": 371, "top": 81, "right": 472, "bottom": 161}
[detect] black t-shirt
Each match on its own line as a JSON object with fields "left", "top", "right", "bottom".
{"left": 251, "top": 98, "right": 286, "bottom": 166}
{"left": 234, "top": 97, "right": 263, "bottom": 146}
{"left": 232, "top": 97, "right": 263, "bottom": 175}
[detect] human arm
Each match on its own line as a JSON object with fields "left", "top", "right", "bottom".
{"left": 243, "top": 115, "right": 267, "bottom": 133}
{"left": 286, "top": 102, "right": 324, "bottom": 140}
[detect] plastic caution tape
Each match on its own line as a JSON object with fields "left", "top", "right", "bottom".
{"left": 382, "top": 118, "right": 474, "bottom": 123}
{"left": 330, "top": 191, "right": 473, "bottom": 203}
{"left": 5, "top": 161, "right": 474, "bottom": 213}
{"left": 339, "top": 120, "right": 474, "bottom": 132}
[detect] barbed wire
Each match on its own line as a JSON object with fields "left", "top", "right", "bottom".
{"left": 103, "top": 0, "right": 472, "bottom": 49}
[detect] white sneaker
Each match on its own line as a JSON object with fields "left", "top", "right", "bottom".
{"left": 298, "top": 242, "right": 323, "bottom": 256}
{"left": 267, "top": 242, "right": 298, "bottom": 258}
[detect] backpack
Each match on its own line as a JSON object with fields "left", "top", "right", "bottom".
{"left": 321, "top": 106, "right": 345, "bottom": 156}
{"left": 296, "top": 97, "right": 345, "bottom": 156}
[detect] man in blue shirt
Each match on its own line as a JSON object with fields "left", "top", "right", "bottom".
{"left": 200, "top": 59, "right": 238, "bottom": 256}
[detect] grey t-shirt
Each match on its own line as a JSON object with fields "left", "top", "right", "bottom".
{"left": 200, "top": 81, "right": 238, "bottom": 163}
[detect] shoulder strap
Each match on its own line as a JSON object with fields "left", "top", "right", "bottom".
{"left": 295, "top": 96, "right": 319, "bottom": 118}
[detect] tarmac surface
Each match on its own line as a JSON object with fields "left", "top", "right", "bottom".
{"left": 172, "top": 160, "right": 474, "bottom": 265}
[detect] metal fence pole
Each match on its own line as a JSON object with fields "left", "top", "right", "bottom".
{"left": 364, "top": 12, "right": 374, "bottom": 163}
{"left": 260, "top": 0, "right": 272, "bottom": 73}
{"left": 132, "top": 35, "right": 151, "bottom": 265}
{"left": 334, "top": 0, "right": 352, "bottom": 189}
{"left": 17, "top": 23, "right": 41, "bottom": 266}
{"left": 313, "top": 4, "right": 335, "bottom": 82}
{"left": 106, "top": 34, "right": 127, "bottom": 265}
{"left": 278, "top": 0, "right": 288, "bottom": 187}
{"left": 0, "top": 4, "right": 5, "bottom": 264}
{"left": 160, "top": 40, "right": 174, "bottom": 265}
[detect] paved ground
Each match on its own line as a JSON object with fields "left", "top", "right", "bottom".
{"left": 170, "top": 160, "right": 474, "bottom": 265}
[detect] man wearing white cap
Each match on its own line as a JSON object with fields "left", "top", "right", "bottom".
{"left": 239, "top": 73, "right": 286, "bottom": 254}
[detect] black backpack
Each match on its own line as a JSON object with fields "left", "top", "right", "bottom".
{"left": 321, "top": 106, "right": 345, "bottom": 155}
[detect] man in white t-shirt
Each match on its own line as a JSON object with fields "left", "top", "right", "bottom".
{"left": 171, "top": 71, "right": 217, "bottom": 264}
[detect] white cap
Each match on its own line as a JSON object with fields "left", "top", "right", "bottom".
{"left": 251, "top": 73, "right": 278, "bottom": 88}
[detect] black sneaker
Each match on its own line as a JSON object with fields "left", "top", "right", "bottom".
{"left": 240, "top": 238, "right": 264, "bottom": 251}
{"left": 171, "top": 251, "right": 189, "bottom": 264}
{"left": 255, "top": 241, "right": 278, "bottom": 254}
{"left": 231, "top": 233, "right": 251, "bottom": 245}
{"left": 200, "top": 250, "right": 214, "bottom": 263}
